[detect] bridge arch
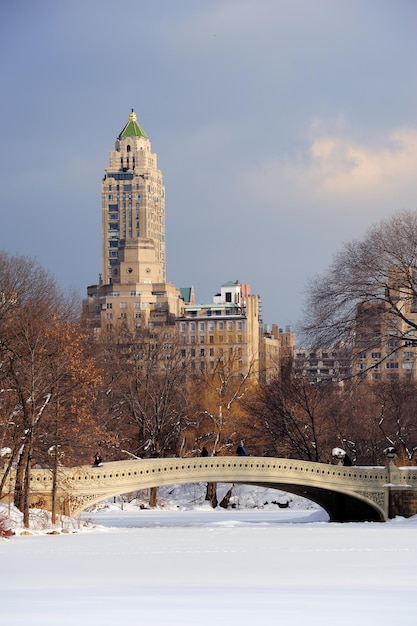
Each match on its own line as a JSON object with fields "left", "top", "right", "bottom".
{"left": 38, "top": 457, "right": 388, "bottom": 522}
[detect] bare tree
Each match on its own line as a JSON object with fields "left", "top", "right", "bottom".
{"left": 184, "top": 349, "right": 256, "bottom": 507}
{"left": 0, "top": 252, "right": 103, "bottom": 526}
{"left": 301, "top": 209, "right": 417, "bottom": 358}
{"left": 251, "top": 370, "right": 339, "bottom": 462}
{"left": 372, "top": 380, "right": 417, "bottom": 464}
{"left": 100, "top": 327, "right": 190, "bottom": 505}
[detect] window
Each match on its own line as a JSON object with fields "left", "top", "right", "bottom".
{"left": 385, "top": 362, "right": 399, "bottom": 369}
{"left": 199, "top": 323, "right": 205, "bottom": 331}
{"left": 190, "top": 322, "right": 196, "bottom": 331}
{"left": 181, "top": 322, "right": 186, "bottom": 332}
{"left": 106, "top": 303, "right": 112, "bottom": 309}
{"left": 200, "top": 348, "right": 205, "bottom": 357}
{"left": 106, "top": 313, "right": 112, "bottom": 319}
{"left": 403, "top": 362, "right": 413, "bottom": 369}
{"left": 371, "top": 352, "right": 381, "bottom": 359}
{"left": 218, "top": 322, "right": 224, "bottom": 330}
{"left": 120, "top": 302, "right": 127, "bottom": 308}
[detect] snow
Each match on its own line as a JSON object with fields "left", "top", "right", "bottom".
{"left": 1, "top": 483, "right": 417, "bottom": 626}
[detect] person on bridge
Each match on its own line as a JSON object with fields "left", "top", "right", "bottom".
{"left": 201, "top": 446, "right": 209, "bottom": 457}
{"left": 236, "top": 441, "right": 248, "bottom": 456}
{"left": 93, "top": 453, "right": 103, "bottom": 467}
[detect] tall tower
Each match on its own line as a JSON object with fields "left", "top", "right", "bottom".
{"left": 83, "top": 110, "right": 183, "bottom": 333}
{"left": 102, "top": 109, "right": 166, "bottom": 284}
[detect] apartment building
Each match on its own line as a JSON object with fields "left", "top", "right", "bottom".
{"left": 82, "top": 110, "right": 294, "bottom": 380}
{"left": 293, "top": 346, "right": 352, "bottom": 382}
{"left": 176, "top": 281, "right": 289, "bottom": 382}
{"left": 354, "top": 301, "right": 417, "bottom": 381}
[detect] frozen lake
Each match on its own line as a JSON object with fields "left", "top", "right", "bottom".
{"left": 1, "top": 500, "right": 416, "bottom": 626}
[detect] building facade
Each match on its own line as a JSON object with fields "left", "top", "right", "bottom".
{"left": 82, "top": 110, "right": 294, "bottom": 381}
{"left": 82, "top": 110, "right": 184, "bottom": 333}
{"left": 293, "top": 346, "right": 352, "bottom": 383}
{"left": 354, "top": 301, "right": 417, "bottom": 381}
{"left": 176, "top": 281, "right": 292, "bottom": 382}
{"left": 102, "top": 109, "right": 166, "bottom": 285}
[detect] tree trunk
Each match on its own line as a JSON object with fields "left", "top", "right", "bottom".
{"left": 205, "top": 482, "right": 218, "bottom": 508}
{"left": 22, "top": 450, "right": 32, "bottom": 528}
{"left": 14, "top": 443, "right": 30, "bottom": 511}
{"left": 148, "top": 486, "right": 158, "bottom": 508}
{"left": 219, "top": 485, "right": 234, "bottom": 509}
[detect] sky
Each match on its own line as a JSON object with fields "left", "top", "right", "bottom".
{"left": 0, "top": 1, "right": 416, "bottom": 328}
{"left": 1, "top": 485, "right": 417, "bottom": 626}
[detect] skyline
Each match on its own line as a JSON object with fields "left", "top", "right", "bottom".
{"left": 0, "top": 1, "right": 416, "bottom": 328}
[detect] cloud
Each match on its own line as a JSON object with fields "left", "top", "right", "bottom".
{"left": 303, "top": 127, "right": 417, "bottom": 200}
{"left": 238, "top": 124, "right": 417, "bottom": 215}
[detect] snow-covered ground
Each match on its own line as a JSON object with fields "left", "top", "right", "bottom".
{"left": 1, "top": 483, "right": 416, "bottom": 626}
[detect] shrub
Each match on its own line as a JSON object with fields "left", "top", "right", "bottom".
{"left": 0, "top": 511, "right": 14, "bottom": 538}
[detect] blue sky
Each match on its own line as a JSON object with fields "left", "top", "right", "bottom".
{"left": 0, "top": 0, "right": 416, "bottom": 328}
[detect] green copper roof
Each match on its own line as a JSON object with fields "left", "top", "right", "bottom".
{"left": 118, "top": 109, "right": 147, "bottom": 139}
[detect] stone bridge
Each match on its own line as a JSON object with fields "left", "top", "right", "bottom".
{"left": 2, "top": 456, "right": 417, "bottom": 522}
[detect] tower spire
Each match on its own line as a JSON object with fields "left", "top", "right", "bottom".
{"left": 118, "top": 109, "right": 147, "bottom": 139}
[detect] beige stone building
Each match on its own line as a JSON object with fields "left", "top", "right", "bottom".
{"left": 353, "top": 266, "right": 417, "bottom": 381}
{"left": 293, "top": 346, "right": 352, "bottom": 382}
{"left": 82, "top": 110, "right": 184, "bottom": 333}
{"left": 354, "top": 304, "right": 417, "bottom": 381}
{"left": 176, "top": 280, "right": 292, "bottom": 382}
{"left": 82, "top": 111, "right": 294, "bottom": 380}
